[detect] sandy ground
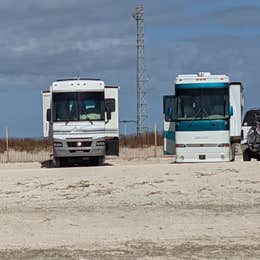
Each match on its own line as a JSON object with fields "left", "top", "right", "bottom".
{"left": 0, "top": 157, "right": 260, "bottom": 259}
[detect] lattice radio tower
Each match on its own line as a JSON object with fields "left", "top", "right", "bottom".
{"left": 132, "top": 4, "right": 148, "bottom": 135}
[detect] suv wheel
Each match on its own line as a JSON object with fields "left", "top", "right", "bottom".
{"left": 243, "top": 150, "right": 251, "bottom": 161}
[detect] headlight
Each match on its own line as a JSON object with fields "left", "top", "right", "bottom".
{"left": 54, "top": 142, "right": 63, "bottom": 148}
{"left": 96, "top": 140, "right": 105, "bottom": 146}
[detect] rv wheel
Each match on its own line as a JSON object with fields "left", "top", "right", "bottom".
{"left": 230, "top": 144, "right": 236, "bottom": 162}
{"left": 92, "top": 156, "right": 105, "bottom": 166}
{"left": 53, "top": 157, "right": 62, "bottom": 167}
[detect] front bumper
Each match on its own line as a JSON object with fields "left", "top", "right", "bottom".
{"left": 241, "top": 140, "right": 260, "bottom": 154}
{"left": 176, "top": 147, "right": 231, "bottom": 163}
{"left": 53, "top": 138, "right": 105, "bottom": 158}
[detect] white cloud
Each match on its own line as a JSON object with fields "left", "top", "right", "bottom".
{"left": 0, "top": 0, "right": 260, "bottom": 136}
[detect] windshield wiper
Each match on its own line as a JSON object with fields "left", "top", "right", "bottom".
{"left": 193, "top": 106, "right": 203, "bottom": 119}
{"left": 85, "top": 117, "right": 93, "bottom": 125}
{"left": 63, "top": 117, "right": 93, "bottom": 125}
{"left": 187, "top": 106, "right": 209, "bottom": 126}
{"left": 193, "top": 106, "right": 209, "bottom": 120}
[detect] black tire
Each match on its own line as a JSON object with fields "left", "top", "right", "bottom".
{"left": 97, "top": 156, "right": 105, "bottom": 166}
{"left": 243, "top": 150, "right": 251, "bottom": 161}
{"left": 53, "top": 157, "right": 65, "bottom": 167}
{"left": 230, "top": 144, "right": 236, "bottom": 162}
{"left": 53, "top": 157, "right": 60, "bottom": 167}
{"left": 91, "top": 156, "right": 105, "bottom": 166}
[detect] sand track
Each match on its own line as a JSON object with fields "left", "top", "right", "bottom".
{"left": 0, "top": 158, "right": 259, "bottom": 259}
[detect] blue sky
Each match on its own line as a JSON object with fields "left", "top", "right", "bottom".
{"left": 0, "top": 0, "right": 259, "bottom": 137}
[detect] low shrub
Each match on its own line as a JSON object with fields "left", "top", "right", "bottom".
{"left": 0, "top": 138, "right": 52, "bottom": 153}
{"left": 120, "top": 132, "right": 163, "bottom": 148}
{"left": 0, "top": 132, "right": 163, "bottom": 153}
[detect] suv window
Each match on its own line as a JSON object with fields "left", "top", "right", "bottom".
{"left": 243, "top": 109, "right": 260, "bottom": 126}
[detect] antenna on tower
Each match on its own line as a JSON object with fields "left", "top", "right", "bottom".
{"left": 132, "top": 4, "right": 148, "bottom": 135}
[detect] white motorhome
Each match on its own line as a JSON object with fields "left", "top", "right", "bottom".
{"left": 42, "top": 78, "right": 119, "bottom": 166}
{"left": 163, "top": 72, "right": 243, "bottom": 162}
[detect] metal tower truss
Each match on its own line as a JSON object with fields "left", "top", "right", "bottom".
{"left": 133, "top": 4, "right": 148, "bottom": 135}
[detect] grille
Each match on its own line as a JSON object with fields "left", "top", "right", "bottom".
{"left": 186, "top": 144, "right": 219, "bottom": 147}
{"left": 67, "top": 141, "right": 92, "bottom": 147}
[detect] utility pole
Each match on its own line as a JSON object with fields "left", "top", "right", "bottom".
{"left": 5, "top": 127, "right": 9, "bottom": 163}
{"left": 132, "top": 4, "right": 148, "bottom": 135}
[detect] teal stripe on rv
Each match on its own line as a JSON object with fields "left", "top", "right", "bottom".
{"left": 176, "top": 119, "right": 229, "bottom": 131}
{"left": 164, "top": 150, "right": 174, "bottom": 155}
{"left": 164, "top": 131, "right": 175, "bottom": 140}
{"left": 175, "top": 83, "right": 228, "bottom": 89}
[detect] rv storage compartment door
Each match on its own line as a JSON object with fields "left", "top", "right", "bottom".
{"left": 163, "top": 95, "right": 176, "bottom": 155}
{"left": 229, "top": 82, "right": 243, "bottom": 143}
{"left": 42, "top": 91, "right": 51, "bottom": 138}
{"left": 106, "top": 137, "right": 119, "bottom": 156}
{"left": 105, "top": 86, "right": 119, "bottom": 155}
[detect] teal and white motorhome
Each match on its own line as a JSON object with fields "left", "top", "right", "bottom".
{"left": 163, "top": 72, "right": 243, "bottom": 162}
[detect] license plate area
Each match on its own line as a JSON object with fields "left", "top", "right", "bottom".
{"left": 199, "top": 155, "right": 206, "bottom": 160}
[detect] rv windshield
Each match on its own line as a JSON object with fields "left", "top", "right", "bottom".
{"left": 176, "top": 88, "right": 229, "bottom": 121}
{"left": 53, "top": 92, "right": 105, "bottom": 122}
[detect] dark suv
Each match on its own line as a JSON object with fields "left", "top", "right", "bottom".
{"left": 241, "top": 108, "right": 260, "bottom": 161}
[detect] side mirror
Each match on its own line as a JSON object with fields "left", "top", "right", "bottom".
{"left": 105, "top": 99, "right": 115, "bottom": 111}
{"left": 229, "top": 106, "right": 234, "bottom": 117}
{"left": 47, "top": 109, "right": 51, "bottom": 122}
{"left": 105, "top": 99, "right": 115, "bottom": 121}
{"left": 163, "top": 95, "right": 176, "bottom": 122}
{"left": 167, "top": 107, "right": 173, "bottom": 118}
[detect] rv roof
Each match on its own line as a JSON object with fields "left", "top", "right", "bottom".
{"left": 51, "top": 79, "right": 105, "bottom": 92}
{"left": 56, "top": 78, "right": 101, "bottom": 82}
{"left": 176, "top": 72, "right": 228, "bottom": 79}
{"left": 175, "top": 72, "right": 229, "bottom": 84}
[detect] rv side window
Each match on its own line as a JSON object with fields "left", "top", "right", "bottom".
{"left": 105, "top": 99, "right": 116, "bottom": 121}
{"left": 105, "top": 99, "right": 116, "bottom": 112}
{"left": 164, "top": 96, "right": 176, "bottom": 122}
